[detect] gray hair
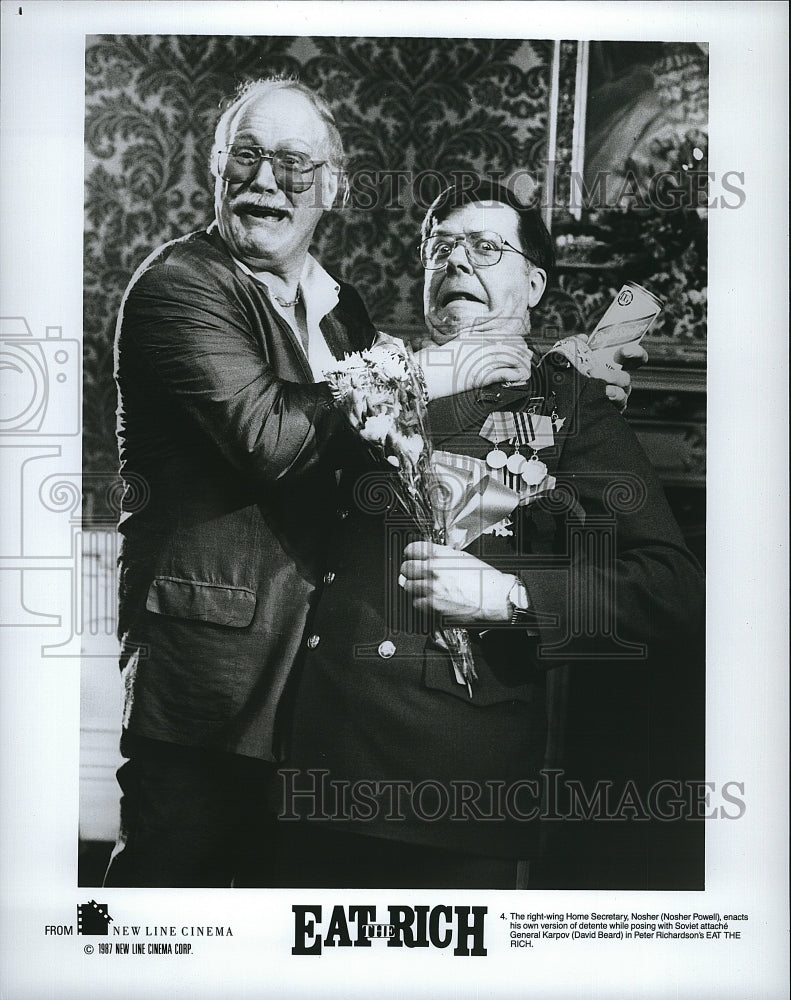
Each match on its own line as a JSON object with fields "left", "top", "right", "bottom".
{"left": 213, "top": 77, "right": 345, "bottom": 169}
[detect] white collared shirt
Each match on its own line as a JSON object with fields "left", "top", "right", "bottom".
{"left": 232, "top": 253, "right": 340, "bottom": 382}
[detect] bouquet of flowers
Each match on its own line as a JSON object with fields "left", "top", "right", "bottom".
{"left": 323, "top": 337, "right": 484, "bottom": 692}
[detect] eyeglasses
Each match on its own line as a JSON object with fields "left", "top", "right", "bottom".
{"left": 216, "top": 146, "right": 327, "bottom": 193}
{"left": 419, "top": 230, "right": 531, "bottom": 270}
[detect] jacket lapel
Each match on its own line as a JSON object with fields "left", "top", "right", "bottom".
{"left": 428, "top": 384, "right": 542, "bottom": 457}
{"left": 320, "top": 308, "right": 359, "bottom": 360}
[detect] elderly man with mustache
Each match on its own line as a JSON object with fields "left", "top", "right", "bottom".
{"left": 106, "top": 77, "right": 642, "bottom": 887}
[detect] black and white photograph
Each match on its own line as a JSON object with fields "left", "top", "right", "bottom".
{"left": 79, "top": 32, "right": 710, "bottom": 892}
{"left": 1, "top": 2, "right": 788, "bottom": 998}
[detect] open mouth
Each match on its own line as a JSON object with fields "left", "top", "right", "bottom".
{"left": 440, "top": 290, "right": 486, "bottom": 307}
{"left": 234, "top": 204, "right": 291, "bottom": 221}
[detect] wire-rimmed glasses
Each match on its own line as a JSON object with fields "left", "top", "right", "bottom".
{"left": 420, "top": 230, "right": 530, "bottom": 270}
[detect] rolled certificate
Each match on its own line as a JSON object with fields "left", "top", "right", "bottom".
{"left": 587, "top": 281, "right": 663, "bottom": 371}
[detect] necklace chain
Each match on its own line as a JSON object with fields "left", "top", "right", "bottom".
{"left": 274, "top": 285, "right": 301, "bottom": 309}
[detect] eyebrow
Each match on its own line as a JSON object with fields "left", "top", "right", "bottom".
{"left": 431, "top": 225, "right": 479, "bottom": 235}
{"left": 230, "top": 135, "right": 314, "bottom": 152}
{"left": 430, "top": 227, "right": 502, "bottom": 237}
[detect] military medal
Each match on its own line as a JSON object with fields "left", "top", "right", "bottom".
{"left": 486, "top": 443, "right": 507, "bottom": 470}
{"left": 480, "top": 408, "right": 555, "bottom": 488}
{"left": 481, "top": 412, "right": 516, "bottom": 473}
{"left": 504, "top": 447, "right": 525, "bottom": 490}
{"left": 515, "top": 410, "right": 550, "bottom": 486}
{"left": 522, "top": 410, "right": 555, "bottom": 449}
{"left": 522, "top": 453, "right": 548, "bottom": 485}
{"left": 506, "top": 447, "right": 528, "bottom": 476}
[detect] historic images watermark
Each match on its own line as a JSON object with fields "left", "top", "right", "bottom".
{"left": 296, "top": 165, "right": 745, "bottom": 212}
{"left": 278, "top": 768, "right": 745, "bottom": 824}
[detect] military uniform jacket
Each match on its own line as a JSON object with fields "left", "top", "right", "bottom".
{"left": 280, "top": 355, "right": 705, "bottom": 861}
{"left": 114, "top": 225, "right": 375, "bottom": 760}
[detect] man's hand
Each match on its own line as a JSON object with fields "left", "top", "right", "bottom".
{"left": 399, "top": 541, "right": 513, "bottom": 622}
{"left": 613, "top": 340, "right": 650, "bottom": 371}
{"left": 414, "top": 331, "right": 534, "bottom": 401}
{"left": 595, "top": 340, "right": 649, "bottom": 408}
{"left": 554, "top": 334, "right": 649, "bottom": 410}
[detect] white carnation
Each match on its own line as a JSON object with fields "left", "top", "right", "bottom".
{"left": 360, "top": 412, "right": 395, "bottom": 444}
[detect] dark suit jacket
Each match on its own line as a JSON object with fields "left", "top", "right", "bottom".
{"left": 114, "top": 225, "right": 375, "bottom": 759}
{"left": 279, "top": 355, "right": 705, "bottom": 869}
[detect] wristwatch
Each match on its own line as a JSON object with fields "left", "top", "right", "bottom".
{"left": 507, "top": 576, "right": 531, "bottom": 625}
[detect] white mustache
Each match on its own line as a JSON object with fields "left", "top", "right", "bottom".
{"left": 231, "top": 199, "right": 291, "bottom": 217}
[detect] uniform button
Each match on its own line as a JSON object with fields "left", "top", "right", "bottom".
{"left": 307, "top": 634, "right": 320, "bottom": 649}
{"left": 377, "top": 640, "right": 396, "bottom": 659}
{"left": 323, "top": 571, "right": 336, "bottom": 584}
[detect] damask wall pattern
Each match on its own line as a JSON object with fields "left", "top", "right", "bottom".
{"left": 83, "top": 34, "right": 707, "bottom": 512}
{"left": 83, "top": 34, "right": 552, "bottom": 502}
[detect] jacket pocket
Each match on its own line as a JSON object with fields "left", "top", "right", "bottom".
{"left": 422, "top": 639, "right": 543, "bottom": 708}
{"left": 145, "top": 576, "right": 256, "bottom": 628}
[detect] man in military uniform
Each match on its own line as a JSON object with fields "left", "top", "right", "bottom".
{"left": 277, "top": 181, "right": 705, "bottom": 889}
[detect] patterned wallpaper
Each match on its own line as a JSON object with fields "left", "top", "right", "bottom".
{"left": 83, "top": 35, "right": 707, "bottom": 511}
{"left": 83, "top": 34, "right": 553, "bottom": 500}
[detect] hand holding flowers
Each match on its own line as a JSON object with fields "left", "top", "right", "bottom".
{"left": 399, "top": 541, "right": 515, "bottom": 623}
{"left": 323, "top": 337, "right": 480, "bottom": 691}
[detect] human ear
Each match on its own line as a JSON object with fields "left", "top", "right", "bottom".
{"left": 318, "top": 164, "right": 342, "bottom": 210}
{"left": 527, "top": 266, "right": 547, "bottom": 308}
